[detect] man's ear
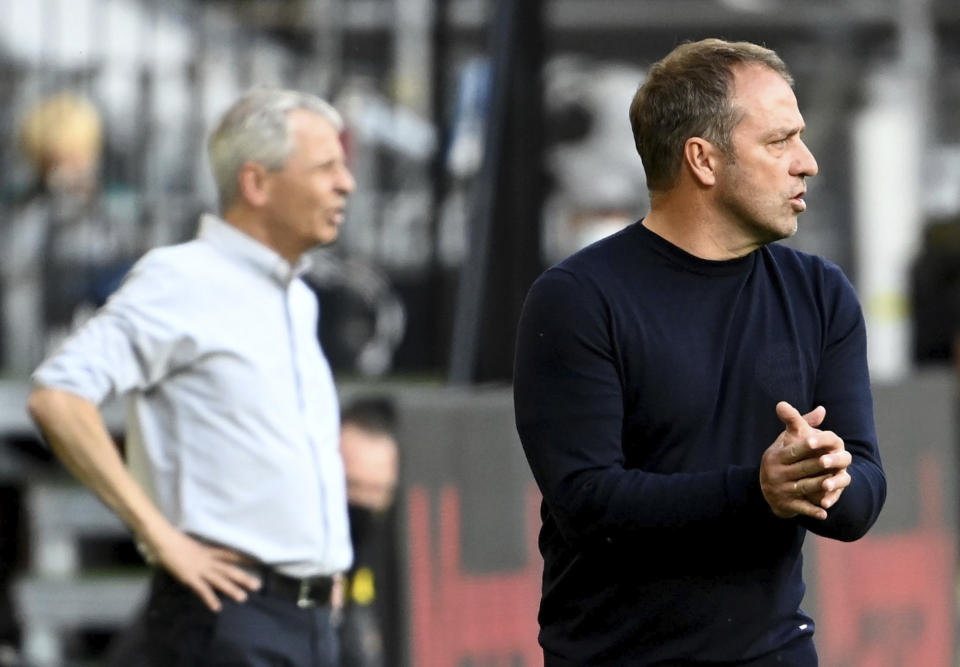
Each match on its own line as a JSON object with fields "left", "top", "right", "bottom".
{"left": 683, "top": 137, "right": 720, "bottom": 187}
{"left": 237, "top": 162, "right": 270, "bottom": 207}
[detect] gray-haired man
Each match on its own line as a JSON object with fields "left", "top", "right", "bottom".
{"left": 28, "top": 88, "right": 356, "bottom": 666}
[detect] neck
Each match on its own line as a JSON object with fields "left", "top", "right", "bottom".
{"left": 222, "top": 206, "right": 300, "bottom": 265}
{"left": 643, "top": 191, "right": 759, "bottom": 260}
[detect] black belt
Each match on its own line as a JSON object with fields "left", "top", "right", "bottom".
{"left": 256, "top": 567, "right": 337, "bottom": 609}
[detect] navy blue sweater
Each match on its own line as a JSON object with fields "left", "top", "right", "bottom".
{"left": 513, "top": 221, "right": 886, "bottom": 665}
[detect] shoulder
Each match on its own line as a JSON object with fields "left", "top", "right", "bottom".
{"left": 133, "top": 240, "right": 216, "bottom": 277}
{"left": 106, "top": 240, "right": 228, "bottom": 316}
{"left": 534, "top": 222, "right": 644, "bottom": 295}
{"left": 763, "top": 244, "right": 862, "bottom": 319}
{"left": 764, "top": 243, "right": 854, "bottom": 290}
{"left": 523, "top": 229, "right": 639, "bottom": 332}
{"left": 124, "top": 239, "right": 248, "bottom": 294}
{"left": 559, "top": 222, "right": 641, "bottom": 270}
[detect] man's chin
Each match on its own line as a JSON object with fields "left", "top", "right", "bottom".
{"left": 765, "top": 218, "right": 798, "bottom": 243}
{"left": 314, "top": 225, "right": 341, "bottom": 247}
{"left": 783, "top": 218, "right": 800, "bottom": 239}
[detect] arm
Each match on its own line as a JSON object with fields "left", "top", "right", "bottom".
{"left": 514, "top": 270, "right": 780, "bottom": 548}
{"left": 28, "top": 387, "right": 259, "bottom": 611}
{"left": 793, "top": 269, "right": 886, "bottom": 540}
{"left": 28, "top": 387, "right": 260, "bottom": 612}
{"left": 27, "top": 252, "right": 265, "bottom": 610}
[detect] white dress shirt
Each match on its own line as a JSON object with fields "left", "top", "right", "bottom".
{"left": 33, "top": 214, "right": 352, "bottom": 577}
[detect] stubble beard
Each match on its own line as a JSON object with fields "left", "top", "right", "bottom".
{"left": 716, "top": 164, "right": 798, "bottom": 247}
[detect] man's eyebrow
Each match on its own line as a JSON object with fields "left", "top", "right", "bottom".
{"left": 766, "top": 125, "right": 805, "bottom": 140}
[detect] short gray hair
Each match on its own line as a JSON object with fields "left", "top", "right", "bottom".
{"left": 208, "top": 87, "right": 344, "bottom": 211}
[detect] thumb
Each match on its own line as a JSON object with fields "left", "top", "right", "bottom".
{"left": 802, "top": 405, "right": 826, "bottom": 428}
{"left": 776, "top": 401, "right": 806, "bottom": 434}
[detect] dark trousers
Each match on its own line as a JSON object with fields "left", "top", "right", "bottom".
{"left": 106, "top": 569, "right": 340, "bottom": 667}
{"left": 543, "top": 633, "right": 818, "bottom": 666}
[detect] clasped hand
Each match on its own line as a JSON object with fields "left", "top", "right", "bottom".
{"left": 760, "top": 401, "right": 852, "bottom": 521}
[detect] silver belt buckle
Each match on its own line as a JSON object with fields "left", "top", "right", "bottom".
{"left": 297, "top": 579, "right": 317, "bottom": 609}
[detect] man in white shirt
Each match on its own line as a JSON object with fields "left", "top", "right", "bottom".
{"left": 27, "top": 87, "right": 356, "bottom": 666}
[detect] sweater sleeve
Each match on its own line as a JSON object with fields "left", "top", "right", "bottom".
{"left": 799, "top": 264, "right": 886, "bottom": 540}
{"left": 513, "top": 269, "right": 771, "bottom": 547}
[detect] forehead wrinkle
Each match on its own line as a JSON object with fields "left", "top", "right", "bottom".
{"left": 735, "top": 92, "right": 805, "bottom": 140}
{"left": 731, "top": 66, "right": 800, "bottom": 117}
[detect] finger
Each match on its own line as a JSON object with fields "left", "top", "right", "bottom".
{"left": 209, "top": 547, "right": 247, "bottom": 563}
{"left": 798, "top": 471, "right": 851, "bottom": 511}
{"left": 793, "top": 456, "right": 828, "bottom": 479}
{"left": 818, "top": 450, "right": 851, "bottom": 471}
{"left": 797, "top": 470, "right": 848, "bottom": 495}
{"left": 776, "top": 401, "right": 807, "bottom": 435}
{"left": 784, "top": 431, "right": 847, "bottom": 465}
{"left": 821, "top": 470, "right": 851, "bottom": 494}
{"left": 782, "top": 437, "right": 820, "bottom": 464}
{"left": 207, "top": 569, "right": 252, "bottom": 603}
{"left": 820, "top": 486, "right": 845, "bottom": 509}
{"left": 222, "top": 563, "right": 262, "bottom": 592}
{"left": 793, "top": 448, "right": 848, "bottom": 478}
{"left": 206, "top": 549, "right": 261, "bottom": 590}
{"left": 806, "top": 431, "right": 844, "bottom": 455}
{"left": 787, "top": 498, "right": 828, "bottom": 520}
{"left": 802, "top": 405, "right": 826, "bottom": 428}
{"left": 188, "top": 578, "right": 223, "bottom": 613}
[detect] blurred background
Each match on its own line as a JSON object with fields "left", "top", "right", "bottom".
{"left": 0, "top": 0, "right": 959, "bottom": 665}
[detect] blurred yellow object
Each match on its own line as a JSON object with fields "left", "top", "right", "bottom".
{"left": 350, "top": 566, "right": 376, "bottom": 606}
{"left": 19, "top": 92, "right": 103, "bottom": 172}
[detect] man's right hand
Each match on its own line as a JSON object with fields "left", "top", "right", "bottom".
{"left": 27, "top": 388, "right": 263, "bottom": 614}
{"left": 147, "top": 526, "right": 262, "bottom": 613}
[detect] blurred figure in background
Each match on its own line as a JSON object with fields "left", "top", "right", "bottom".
{"left": 27, "top": 87, "right": 356, "bottom": 666}
{"left": 909, "top": 214, "right": 960, "bottom": 371}
{"left": 1, "top": 92, "right": 135, "bottom": 375}
{"left": 338, "top": 396, "right": 401, "bottom": 667}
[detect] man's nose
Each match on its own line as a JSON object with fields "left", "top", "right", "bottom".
{"left": 795, "top": 140, "right": 818, "bottom": 178}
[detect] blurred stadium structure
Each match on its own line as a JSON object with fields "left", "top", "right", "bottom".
{"left": 1, "top": 0, "right": 960, "bottom": 664}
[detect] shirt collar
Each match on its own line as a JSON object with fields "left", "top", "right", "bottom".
{"left": 197, "top": 213, "right": 312, "bottom": 285}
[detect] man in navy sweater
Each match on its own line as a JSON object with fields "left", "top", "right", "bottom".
{"left": 513, "top": 39, "right": 886, "bottom": 666}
